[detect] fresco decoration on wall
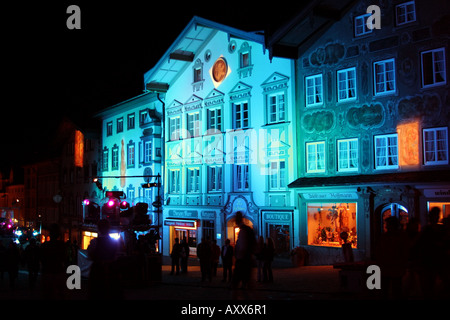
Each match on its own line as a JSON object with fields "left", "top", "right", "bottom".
{"left": 302, "top": 110, "right": 335, "bottom": 133}
{"left": 309, "top": 43, "right": 345, "bottom": 67}
{"left": 346, "top": 103, "right": 384, "bottom": 129}
{"left": 398, "top": 93, "right": 442, "bottom": 123}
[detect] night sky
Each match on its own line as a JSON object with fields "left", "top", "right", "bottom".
{"left": 1, "top": 1, "right": 298, "bottom": 172}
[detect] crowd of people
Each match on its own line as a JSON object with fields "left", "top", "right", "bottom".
{"left": 375, "top": 207, "right": 450, "bottom": 299}
{"left": 169, "top": 211, "right": 276, "bottom": 287}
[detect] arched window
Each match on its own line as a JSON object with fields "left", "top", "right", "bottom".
{"left": 381, "top": 203, "right": 408, "bottom": 232}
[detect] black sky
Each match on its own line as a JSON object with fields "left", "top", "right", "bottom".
{"left": 1, "top": 1, "right": 300, "bottom": 171}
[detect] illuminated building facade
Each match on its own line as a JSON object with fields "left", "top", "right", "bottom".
{"left": 94, "top": 92, "right": 163, "bottom": 249}
{"left": 144, "top": 17, "right": 298, "bottom": 257}
{"left": 268, "top": 0, "right": 450, "bottom": 264}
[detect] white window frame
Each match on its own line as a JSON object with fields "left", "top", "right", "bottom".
{"left": 233, "top": 102, "right": 249, "bottom": 129}
{"left": 117, "top": 118, "right": 124, "bottom": 133}
{"left": 375, "top": 133, "right": 399, "bottom": 170}
{"left": 338, "top": 138, "right": 359, "bottom": 172}
{"left": 269, "top": 160, "right": 286, "bottom": 190}
{"left": 127, "top": 113, "right": 135, "bottom": 130}
{"left": 421, "top": 48, "right": 446, "bottom": 88}
{"left": 354, "top": 13, "right": 373, "bottom": 37}
{"left": 234, "top": 164, "right": 249, "bottom": 191}
{"left": 423, "top": 127, "right": 448, "bottom": 165}
{"left": 187, "top": 112, "right": 200, "bottom": 138}
{"left": 374, "top": 58, "right": 396, "bottom": 96}
{"left": 127, "top": 143, "right": 135, "bottom": 167}
{"left": 208, "top": 165, "right": 223, "bottom": 192}
{"left": 267, "top": 92, "right": 286, "bottom": 123}
{"left": 306, "top": 141, "right": 326, "bottom": 173}
{"left": 305, "top": 74, "right": 323, "bottom": 107}
{"left": 102, "top": 149, "right": 108, "bottom": 171}
{"left": 337, "top": 67, "right": 357, "bottom": 102}
{"left": 207, "top": 107, "right": 222, "bottom": 132}
{"left": 106, "top": 122, "right": 113, "bottom": 137}
{"left": 168, "top": 169, "right": 180, "bottom": 194}
{"left": 169, "top": 116, "right": 181, "bottom": 140}
{"left": 187, "top": 167, "right": 200, "bottom": 193}
{"left": 396, "top": 1, "right": 416, "bottom": 26}
{"left": 143, "top": 140, "right": 152, "bottom": 164}
{"left": 112, "top": 146, "right": 119, "bottom": 170}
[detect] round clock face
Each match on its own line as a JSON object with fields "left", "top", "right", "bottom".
{"left": 212, "top": 58, "right": 227, "bottom": 83}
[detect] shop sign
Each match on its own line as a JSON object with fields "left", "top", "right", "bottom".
{"left": 201, "top": 211, "right": 216, "bottom": 219}
{"left": 263, "top": 212, "right": 291, "bottom": 222}
{"left": 423, "top": 189, "right": 450, "bottom": 198}
{"left": 167, "top": 210, "right": 198, "bottom": 218}
{"left": 164, "top": 220, "right": 196, "bottom": 228}
{"left": 302, "top": 192, "right": 358, "bottom": 200}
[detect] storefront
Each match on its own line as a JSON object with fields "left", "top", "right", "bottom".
{"left": 261, "top": 210, "right": 294, "bottom": 258}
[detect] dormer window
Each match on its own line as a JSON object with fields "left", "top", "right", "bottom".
{"left": 192, "top": 59, "right": 204, "bottom": 92}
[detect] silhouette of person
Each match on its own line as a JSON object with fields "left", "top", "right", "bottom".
{"left": 263, "top": 237, "right": 275, "bottom": 283}
{"left": 255, "top": 236, "right": 265, "bottom": 282}
{"left": 211, "top": 239, "right": 220, "bottom": 276}
{"left": 170, "top": 237, "right": 181, "bottom": 275}
{"left": 87, "top": 219, "right": 120, "bottom": 299}
{"left": 197, "top": 237, "right": 212, "bottom": 282}
{"left": 40, "top": 224, "right": 67, "bottom": 299}
{"left": 375, "top": 216, "right": 409, "bottom": 299}
{"left": 340, "top": 231, "right": 354, "bottom": 263}
{"left": 221, "top": 239, "right": 233, "bottom": 282}
{"left": 416, "top": 207, "right": 445, "bottom": 298}
{"left": 180, "top": 238, "right": 190, "bottom": 273}
{"left": 232, "top": 211, "right": 256, "bottom": 289}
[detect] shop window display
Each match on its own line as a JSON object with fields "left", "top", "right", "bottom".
{"left": 307, "top": 203, "right": 357, "bottom": 248}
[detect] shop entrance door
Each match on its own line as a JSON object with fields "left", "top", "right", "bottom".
{"left": 174, "top": 228, "right": 197, "bottom": 256}
{"left": 381, "top": 203, "right": 408, "bottom": 232}
{"left": 266, "top": 224, "right": 291, "bottom": 258}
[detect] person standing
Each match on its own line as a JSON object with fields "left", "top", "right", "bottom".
{"left": 221, "top": 239, "right": 233, "bottom": 282}
{"left": 170, "top": 237, "right": 181, "bottom": 275}
{"left": 211, "top": 239, "right": 220, "bottom": 277}
{"left": 263, "top": 237, "right": 275, "bottom": 283}
{"left": 180, "top": 238, "right": 190, "bottom": 274}
{"left": 197, "top": 237, "right": 212, "bottom": 282}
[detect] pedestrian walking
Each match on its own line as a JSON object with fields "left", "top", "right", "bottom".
{"left": 197, "top": 237, "right": 212, "bottom": 282}
{"left": 263, "top": 237, "right": 275, "bottom": 283}
{"left": 24, "top": 238, "right": 40, "bottom": 289}
{"left": 211, "top": 239, "right": 220, "bottom": 276}
{"left": 180, "top": 238, "right": 189, "bottom": 273}
{"left": 170, "top": 238, "right": 181, "bottom": 275}
{"left": 40, "top": 224, "right": 67, "bottom": 299}
{"left": 255, "top": 236, "right": 265, "bottom": 282}
{"left": 232, "top": 211, "right": 256, "bottom": 289}
{"left": 221, "top": 239, "right": 233, "bottom": 282}
{"left": 87, "top": 219, "right": 120, "bottom": 299}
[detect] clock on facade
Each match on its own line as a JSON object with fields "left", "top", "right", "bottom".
{"left": 212, "top": 57, "right": 228, "bottom": 83}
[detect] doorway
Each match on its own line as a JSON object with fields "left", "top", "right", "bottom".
{"left": 171, "top": 228, "right": 197, "bottom": 256}
{"left": 226, "top": 216, "right": 253, "bottom": 246}
{"left": 381, "top": 203, "right": 409, "bottom": 232}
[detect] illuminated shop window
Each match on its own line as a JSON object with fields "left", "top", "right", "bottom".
{"left": 427, "top": 202, "right": 450, "bottom": 223}
{"left": 307, "top": 203, "right": 357, "bottom": 248}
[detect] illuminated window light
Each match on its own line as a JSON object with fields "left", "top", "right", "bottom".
{"left": 109, "top": 233, "right": 120, "bottom": 240}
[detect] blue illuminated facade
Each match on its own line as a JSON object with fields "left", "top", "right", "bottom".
{"left": 268, "top": 0, "right": 450, "bottom": 264}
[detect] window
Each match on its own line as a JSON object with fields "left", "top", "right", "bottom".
{"left": 140, "top": 110, "right": 148, "bottom": 125}
{"left": 169, "top": 169, "right": 180, "bottom": 194}
{"left": 240, "top": 52, "right": 250, "bottom": 68}
{"left": 421, "top": 48, "right": 446, "bottom": 88}
{"left": 337, "top": 67, "right": 357, "bottom": 102}
{"left": 354, "top": 13, "right": 373, "bottom": 37}
{"left": 169, "top": 116, "right": 181, "bottom": 140}
{"left": 396, "top": 1, "right": 416, "bottom": 26}
{"left": 106, "top": 122, "right": 113, "bottom": 137}
{"left": 307, "top": 203, "right": 357, "bottom": 248}
{"left": 117, "top": 118, "right": 124, "bottom": 133}
{"left": 375, "top": 134, "right": 398, "bottom": 169}
{"left": 374, "top": 59, "right": 396, "bottom": 96}
{"left": 127, "top": 142, "right": 135, "bottom": 168}
{"left": 194, "top": 67, "right": 202, "bottom": 83}
{"left": 128, "top": 187, "right": 135, "bottom": 202}
{"left": 144, "top": 140, "right": 152, "bottom": 164}
{"left": 187, "top": 167, "right": 200, "bottom": 193}
{"left": 267, "top": 93, "right": 286, "bottom": 123}
{"left": 112, "top": 146, "right": 119, "bottom": 170}
{"left": 102, "top": 148, "right": 108, "bottom": 171}
{"left": 207, "top": 108, "right": 222, "bottom": 132}
{"left": 306, "top": 141, "right": 325, "bottom": 173}
{"left": 234, "top": 164, "right": 249, "bottom": 191}
{"left": 423, "top": 127, "right": 448, "bottom": 165}
{"left": 269, "top": 160, "right": 286, "bottom": 190}
{"left": 208, "top": 165, "right": 223, "bottom": 192}
{"left": 305, "top": 74, "right": 323, "bottom": 107}
{"left": 127, "top": 113, "right": 135, "bottom": 130}
{"left": 187, "top": 112, "right": 200, "bottom": 138}
{"left": 338, "top": 138, "right": 358, "bottom": 172}
{"left": 233, "top": 102, "right": 249, "bottom": 129}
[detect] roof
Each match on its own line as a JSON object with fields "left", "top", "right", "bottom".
{"left": 288, "top": 170, "right": 450, "bottom": 189}
{"left": 143, "top": 16, "right": 265, "bottom": 91}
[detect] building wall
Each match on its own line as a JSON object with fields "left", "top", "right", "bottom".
{"left": 292, "top": 0, "right": 450, "bottom": 264}
{"left": 161, "top": 28, "right": 298, "bottom": 257}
